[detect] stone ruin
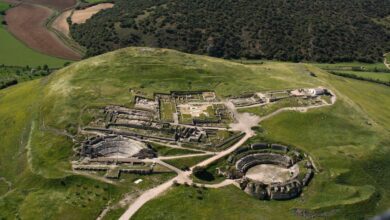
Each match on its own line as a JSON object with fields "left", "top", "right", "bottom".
{"left": 223, "top": 143, "right": 314, "bottom": 200}
{"left": 81, "top": 135, "right": 157, "bottom": 159}
{"left": 229, "top": 87, "right": 332, "bottom": 108}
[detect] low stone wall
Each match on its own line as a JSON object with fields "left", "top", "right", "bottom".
{"left": 225, "top": 142, "right": 314, "bottom": 201}
{"left": 236, "top": 153, "right": 293, "bottom": 173}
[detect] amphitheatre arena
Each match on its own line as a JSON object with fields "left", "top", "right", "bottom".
{"left": 224, "top": 143, "right": 314, "bottom": 200}
{"left": 245, "top": 164, "right": 299, "bottom": 185}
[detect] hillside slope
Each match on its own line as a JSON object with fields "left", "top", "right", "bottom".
{"left": 0, "top": 47, "right": 389, "bottom": 219}
{"left": 71, "top": 0, "right": 390, "bottom": 62}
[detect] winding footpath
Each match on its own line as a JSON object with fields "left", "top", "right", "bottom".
{"left": 119, "top": 92, "right": 337, "bottom": 220}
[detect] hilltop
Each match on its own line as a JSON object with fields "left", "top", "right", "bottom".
{"left": 0, "top": 47, "right": 390, "bottom": 219}
{"left": 71, "top": 0, "right": 390, "bottom": 62}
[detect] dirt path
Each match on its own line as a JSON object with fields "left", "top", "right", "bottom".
{"left": 119, "top": 107, "right": 259, "bottom": 220}
{"left": 119, "top": 178, "right": 176, "bottom": 220}
{"left": 158, "top": 153, "right": 215, "bottom": 161}
{"left": 146, "top": 140, "right": 214, "bottom": 154}
{"left": 5, "top": 3, "right": 81, "bottom": 60}
{"left": 204, "top": 179, "right": 237, "bottom": 188}
{"left": 194, "top": 132, "right": 252, "bottom": 168}
{"left": 119, "top": 93, "right": 337, "bottom": 219}
{"left": 52, "top": 10, "right": 72, "bottom": 36}
{"left": 52, "top": 3, "right": 114, "bottom": 37}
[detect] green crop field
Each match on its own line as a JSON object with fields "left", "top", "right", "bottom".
{"left": 0, "top": 28, "right": 70, "bottom": 67}
{"left": 313, "top": 61, "right": 390, "bottom": 85}
{"left": 313, "top": 61, "right": 388, "bottom": 71}
{"left": 0, "top": 47, "right": 389, "bottom": 219}
{"left": 334, "top": 70, "right": 390, "bottom": 82}
{"left": 0, "top": 1, "right": 9, "bottom": 11}
{"left": 0, "top": 1, "right": 70, "bottom": 67}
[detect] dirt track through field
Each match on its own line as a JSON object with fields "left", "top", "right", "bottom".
{"left": 118, "top": 92, "right": 338, "bottom": 219}
{"left": 5, "top": 3, "right": 81, "bottom": 60}
{"left": 52, "top": 10, "right": 72, "bottom": 36}
{"left": 53, "top": 3, "right": 114, "bottom": 37}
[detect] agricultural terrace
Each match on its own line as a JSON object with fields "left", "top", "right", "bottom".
{"left": 1, "top": 48, "right": 390, "bottom": 220}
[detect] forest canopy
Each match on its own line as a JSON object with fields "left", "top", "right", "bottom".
{"left": 71, "top": 0, "right": 390, "bottom": 62}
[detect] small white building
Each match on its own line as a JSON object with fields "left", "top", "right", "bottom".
{"left": 307, "top": 88, "right": 325, "bottom": 96}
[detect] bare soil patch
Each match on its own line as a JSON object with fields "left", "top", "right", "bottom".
{"left": 21, "top": 0, "right": 76, "bottom": 11}
{"left": 52, "top": 10, "right": 72, "bottom": 36}
{"left": 71, "top": 3, "right": 114, "bottom": 24}
{"left": 245, "top": 164, "right": 299, "bottom": 184}
{"left": 5, "top": 4, "right": 81, "bottom": 60}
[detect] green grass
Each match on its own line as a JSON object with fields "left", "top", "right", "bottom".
{"left": 336, "top": 70, "right": 390, "bottom": 82}
{"left": 150, "top": 143, "right": 199, "bottom": 156}
{"left": 0, "top": 1, "right": 9, "bottom": 12}
{"left": 0, "top": 66, "right": 53, "bottom": 89}
{"left": 0, "top": 1, "right": 70, "bottom": 67}
{"left": 0, "top": 179, "right": 9, "bottom": 196}
{"left": 238, "top": 97, "right": 306, "bottom": 117}
{"left": 102, "top": 207, "right": 127, "bottom": 220}
{"left": 1, "top": 47, "right": 390, "bottom": 219}
{"left": 191, "top": 156, "right": 228, "bottom": 184}
{"left": 0, "top": 28, "right": 70, "bottom": 67}
{"left": 313, "top": 61, "right": 388, "bottom": 71}
{"left": 313, "top": 61, "right": 390, "bottom": 84}
{"left": 163, "top": 155, "right": 211, "bottom": 171}
{"left": 160, "top": 101, "right": 175, "bottom": 122}
{"left": 132, "top": 184, "right": 375, "bottom": 220}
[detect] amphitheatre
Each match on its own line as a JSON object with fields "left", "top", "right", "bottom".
{"left": 1, "top": 47, "right": 389, "bottom": 220}
{"left": 70, "top": 86, "right": 335, "bottom": 218}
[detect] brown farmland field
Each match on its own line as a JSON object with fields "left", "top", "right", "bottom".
{"left": 5, "top": 4, "right": 81, "bottom": 60}
{"left": 71, "top": 3, "right": 114, "bottom": 24}
{"left": 52, "top": 10, "right": 72, "bottom": 36}
{"left": 21, "top": 0, "right": 76, "bottom": 11}
{"left": 52, "top": 3, "right": 114, "bottom": 37}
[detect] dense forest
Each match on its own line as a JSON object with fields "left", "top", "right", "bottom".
{"left": 71, "top": 0, "right": 390, "bottom": 62}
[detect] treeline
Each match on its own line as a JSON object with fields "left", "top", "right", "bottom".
{"left": 71, "top": 0, "right": 390, "bottom": 62}
{"left": 323, "top": 66, "right": 390, "bottom": 73}
{"left": 329, "top": 71, "right": 390, "bottom": 86}
{"left": 0, "top": 65, "right": 53, "bottom": 90}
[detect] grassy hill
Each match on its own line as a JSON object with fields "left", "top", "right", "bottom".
{"left": 70, "top": 0, "right": 390, "bottom": 62}
{"left": 0, "top": 47, "right": 389, "bottom": 219}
